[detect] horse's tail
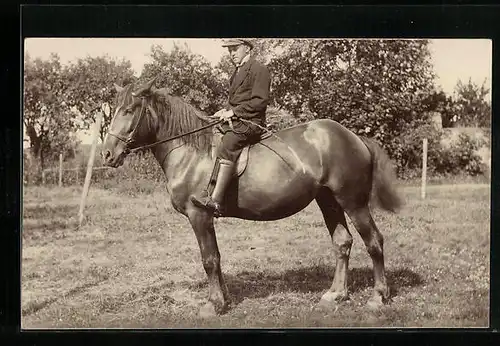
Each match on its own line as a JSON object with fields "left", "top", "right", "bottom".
{"left": 359, "top": 136, "right": 404, "bottom": 213}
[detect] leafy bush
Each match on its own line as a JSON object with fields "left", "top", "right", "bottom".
{"left": 433, "top": 133, "right": 487, "bottom": 176}
{"left": 92, "top": 150, "right": 165, "bottom": 195}
{"left": 265, "top": 106, "right": 311, "bottom": 132}
{"left": 394, "top": 124, "right": 488, "bottom": 179}
{"left": 23, "top": 152, "right": 42, "bottom": 185}
{"left": 126, "top": 151, "right": 165, "bottom": 182}
{"left": 393, "top": 123, "right": 443, "bottom": 179}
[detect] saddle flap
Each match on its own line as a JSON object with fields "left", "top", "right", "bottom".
{"left": 211, "top": 127, "right": 272, "bottom": 178}
{"left": 235, "top": 132, "right": 272, "bottom": 176}
{"left": 236, "top": 146, "right": 250, "bottom": 177}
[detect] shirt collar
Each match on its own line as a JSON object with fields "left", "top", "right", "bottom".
{"left": 237, "top": 53, "right": 251, "bottom": 68}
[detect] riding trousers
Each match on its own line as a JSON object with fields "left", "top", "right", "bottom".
{"left": 217, "top": 119, "right": 263, "bottom": 162}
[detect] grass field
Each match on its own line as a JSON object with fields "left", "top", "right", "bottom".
{"left": 21, "top": 181, "right": 490, "bottom": 328}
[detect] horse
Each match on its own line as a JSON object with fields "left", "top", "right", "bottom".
{"left": 101, "top": 78, "right": 404, "bottom": 317}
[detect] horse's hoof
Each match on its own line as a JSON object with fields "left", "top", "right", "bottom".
{"left": 317, "top": 291, "right": 348, "bottom": 309}
{"left": 199, "top": 302, "right": 218, "bottom": 318}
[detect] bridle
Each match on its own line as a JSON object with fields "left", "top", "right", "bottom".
{"left": 107, "top": 96, "right": 149, "bottom": 153}
{"left": 107, "top": 93, "right": 223, "bottom": 154}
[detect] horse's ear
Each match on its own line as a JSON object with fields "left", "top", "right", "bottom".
{"left": 132, "top": 77, "right": 158, "bottom": 97}
{"left": 114, "top": 83, "right": 124, "bottom": 93}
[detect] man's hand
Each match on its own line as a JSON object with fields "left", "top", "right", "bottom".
{"left": 212, "top": 109, "right": 226, "bottom": 118}
{"left": 213, "top": 109, "right": 234, "bottom": 121}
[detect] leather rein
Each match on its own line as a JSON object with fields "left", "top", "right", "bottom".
{"left": 107, "top": 96, "right": 223, "bottom": 154}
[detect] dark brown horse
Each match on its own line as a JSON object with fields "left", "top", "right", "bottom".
{"left": 102, "top": 78, "right": 404, "bottom": 317}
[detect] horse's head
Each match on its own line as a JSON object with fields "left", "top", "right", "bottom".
{"left": 102, "top": 77, "right": 157, "bottom": 167}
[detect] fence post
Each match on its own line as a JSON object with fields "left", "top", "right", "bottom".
{"left": 421, "top": 138, "right": 428, "bottom": 199}
{"left": 42, "top": 169, "right": 46, "bottom": 185}
{"left": 78, "top": 109, "right": 104, "bottom": 226}
{"left": 58, "top": 153, "right": 63, "bottom": 187}
{"left": 74, "top": 146, "right": 79, "bottom": 184}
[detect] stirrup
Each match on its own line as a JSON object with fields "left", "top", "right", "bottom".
{"left": 190, "top": 195, "right": 224, "bottom": 217}
{"left": 190, "top": 194, "right": 215, "bottom": 209}
{"left": 213, "top": 203, "right": 224, "bottom": 218}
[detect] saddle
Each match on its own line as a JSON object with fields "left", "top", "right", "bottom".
{"left": 211, "top": 128, "right": 272, "bottom": 177}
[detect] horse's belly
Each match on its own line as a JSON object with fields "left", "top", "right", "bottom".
{"left": 227, "top": 168, "right": 320, "bottom": 221}
{"left": 224, "top": 126, "right": 324, "bottom": 221}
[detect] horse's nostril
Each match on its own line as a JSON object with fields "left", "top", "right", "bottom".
{"left": 103, "top": 150, "right": 111, "bottom": 161}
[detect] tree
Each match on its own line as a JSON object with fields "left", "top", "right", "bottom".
{"left": 421, "top": 90, "right": 459, "bottom": 128}
{"left": 245, "top": 39, "right": 436, "bottom": 166}
{"left": 453, "top": 78, "right": 491, "bottom": 127}
{"left": 23, "top": 53, "right": 76, "bottom": 170}
{"left": 213, "top": 53, "right": 234, "bottom": 85}
{"left": 141, "top": 43, "right": 226, "bottom": 115}
{"left": 248, "top": 39, "right": 312, "bottom": 113}
{"left": 63, "top": 56, "right": 136, "bottom": 142}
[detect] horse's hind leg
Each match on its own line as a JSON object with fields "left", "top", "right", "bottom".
{"left": 345, "top": 206, "right": 389, "bottom": 309}
{"left": 315, "top": 188, "right": 353, "bottom": 307}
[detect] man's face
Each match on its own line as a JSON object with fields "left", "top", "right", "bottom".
{"left": 228, "top": 44, "right": 250, "bottom": 66}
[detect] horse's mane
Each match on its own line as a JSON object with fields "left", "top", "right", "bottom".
{"left": 151, "top": 89, "right": 213, "bottom": 153}
{"left": 114, "top": 83, "right": 215, "bottom": 153}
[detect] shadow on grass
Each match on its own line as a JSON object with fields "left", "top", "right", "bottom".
{"left": 22, "top": 204, "right": 80, "bottom": 237}
{"left": 22, "top": 279, "right": 104, "bottom": 317}
{"left": 190, "top": 264, "right": 424, "bottom": 306}
{"left": 23, "top": 204, "right": 77, "bottom": 220}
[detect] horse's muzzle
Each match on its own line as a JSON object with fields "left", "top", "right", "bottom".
{"left": 102, "top": 149, "right": 128, "bottom": 168}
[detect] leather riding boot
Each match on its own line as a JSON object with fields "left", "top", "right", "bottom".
{"left": 209, "top": 159, "right": 235, "bottom": 216}
{"left": 190, "top": 158, "right": 221, "bottom": 208}
{"left": 190, "top": 158, "right": 235, "bottom": 216}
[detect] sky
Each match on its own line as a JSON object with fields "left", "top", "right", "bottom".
{"left": 23, "top": 38, "right": 492, "bottom": 144}
{"left": 24, "top": 38, "right": 228, "bottom": 76}
{"left": 24, "top": 38, "right": 492, "bottom": 95}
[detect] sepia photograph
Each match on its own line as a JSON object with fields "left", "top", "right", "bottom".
{"left": 22, "top": 37, "right": 491, "bottom": 329}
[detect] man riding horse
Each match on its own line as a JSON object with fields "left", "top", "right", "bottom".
{"left": 190, "top": 38, "right": 272, "bottom": 216}
{"left": 104, "top": 42, "right": 402, "bottom": 314}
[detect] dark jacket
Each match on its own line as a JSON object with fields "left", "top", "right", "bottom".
{"left": 220, "top": 56, "right": 271, "bottom": 135}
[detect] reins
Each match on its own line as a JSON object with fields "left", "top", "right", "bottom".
{"left": 109, "top": 94, "right": 223, "bottom": 154}
{"left": 110, "top": 92, "right": 306, "bottom": 174}
{"left": 128, "top": 118, "right": 223, "bottom": 153}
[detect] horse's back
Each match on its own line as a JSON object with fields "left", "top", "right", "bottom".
{"left": 260, "top": 119, "right": 370, "bottom": 165}
{"left": 257, "top": 118, "right": 372, "bottom": 192}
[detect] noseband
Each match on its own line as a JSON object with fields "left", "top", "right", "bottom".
{"left": 107, "top": 96, "right": 148, "bottom": 152}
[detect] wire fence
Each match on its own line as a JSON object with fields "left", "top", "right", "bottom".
{"left": 40, "top": 165, "right": 112, "bottom": 186}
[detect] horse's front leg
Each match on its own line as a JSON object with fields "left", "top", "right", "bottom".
{"left": 188, "top": 208, "right": 229, "bottom": 317}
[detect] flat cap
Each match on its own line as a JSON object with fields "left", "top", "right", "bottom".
{"left": 221, "top": 38, "right": 254, "bottom": 49}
